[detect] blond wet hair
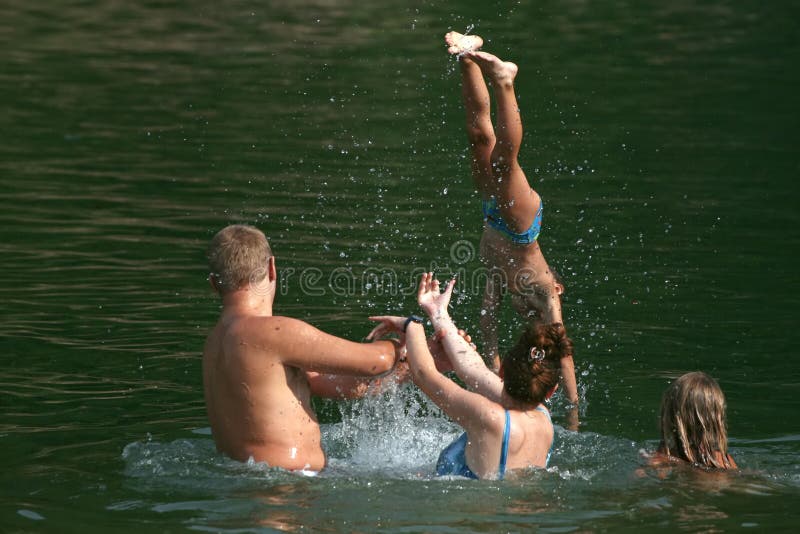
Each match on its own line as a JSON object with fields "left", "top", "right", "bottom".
{"left": 659, "top": 371, "right": 736, "bottom": 469}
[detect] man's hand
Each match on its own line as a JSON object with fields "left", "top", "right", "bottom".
{"left": 366, "top": 315, "right": 409, "bottom": 342}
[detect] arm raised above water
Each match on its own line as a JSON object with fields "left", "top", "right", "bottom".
{"left": 417, "top": 273, "right": 504, "bottom": 403}
{"left": 402, "top": 320, "right": 503, "bottom": 438}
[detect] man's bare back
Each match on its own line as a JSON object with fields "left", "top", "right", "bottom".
{"left": 204, "top": 315, "right": 321, "bottom": 470}
{"left": 203, "top": 225, "right": 400, "bottom": 471}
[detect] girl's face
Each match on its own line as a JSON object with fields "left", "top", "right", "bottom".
{"left": 510, "top": 282, "right": 564, "bottom": 319}
{"left": 511, "top": 293, "right": 539, "bottom": 318}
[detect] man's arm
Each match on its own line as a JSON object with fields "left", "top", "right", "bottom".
{"left": 312, "top": 325, "right": 461, "bottom": 399}
{"left": 306, "top": 361, "right": 410, "bottom": 400}
{"left": 252, "top": 316, "right": 400, "bottom": 376}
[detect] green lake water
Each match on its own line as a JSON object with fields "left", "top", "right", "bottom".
{"left": 1, "top": 0, "right": 799, "bottom": 531}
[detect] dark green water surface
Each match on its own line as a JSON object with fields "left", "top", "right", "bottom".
{"left": 2, "top": 0, "right": 799, "bottom": 531}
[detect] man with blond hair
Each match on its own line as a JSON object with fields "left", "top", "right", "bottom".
{"left": 203, "top": 224, "right": 404, "bottom": 472}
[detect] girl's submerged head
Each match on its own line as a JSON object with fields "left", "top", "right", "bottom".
{"left": 501, "top": 322, "right": 573, "bottom": 405}
{"left": 659, "top": 371, "right": 735, "bottom": 469}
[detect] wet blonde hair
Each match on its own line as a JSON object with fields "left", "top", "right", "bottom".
{"left": 207, "top": 225, "right": 272, "bottom": 295}
{"left": 659, "top": 372, "right": 735, "bottom": 469}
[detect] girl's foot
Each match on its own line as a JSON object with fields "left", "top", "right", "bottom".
{"left": 464, "top": 50, "right": 518, "bottom": 86}
{"left": 445, "top": 31, "right": 484, "bottom": 55}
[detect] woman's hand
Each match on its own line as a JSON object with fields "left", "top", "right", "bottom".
{"left": 417, "top": 272, "right": 456, "bottom": 319}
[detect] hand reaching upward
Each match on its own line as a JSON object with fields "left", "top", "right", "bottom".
{"left": 417, "top": 272, "right": 456, "bottom": 320}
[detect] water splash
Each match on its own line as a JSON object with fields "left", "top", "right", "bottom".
{"left": 324, "top": 380, "right": 460, "bottom": 478}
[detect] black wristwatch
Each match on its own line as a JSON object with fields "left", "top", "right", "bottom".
{"left": 403, "top": 315, "right": 424, "bottom": 332}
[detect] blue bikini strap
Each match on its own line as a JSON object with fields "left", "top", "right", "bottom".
{"left": 534, "top": 405, "right": 554, "bottom": 467}
{"left": 499, "top": 410, "right": 510, "bottom": 479}
{"left": 534, "top": 405, "right": 552, "bottom": 420}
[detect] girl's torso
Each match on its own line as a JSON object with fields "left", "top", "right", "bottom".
{"left": 438, "top": 403, "right": 554, "bottom": 479}
{"left": 502, "top": 405, "right": 554, "bottom": 472}
{"left": 480, "top": 227, "right": 554, "bottom": 294}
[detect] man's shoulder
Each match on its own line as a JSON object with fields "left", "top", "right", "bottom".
{"left": 211, "top": 315, "right": 321, "bottom": 366}
{"left": 225, "top": 314, "right": 317, "bottom": 341}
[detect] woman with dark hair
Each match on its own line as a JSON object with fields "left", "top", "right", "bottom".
{"left": 369, "top": 274, "right": 573, "bottom": 479}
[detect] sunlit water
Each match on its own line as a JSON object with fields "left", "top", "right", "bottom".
{"left": 118, "top": 384, "right": 800, "bottom": 531}
{"left": 2, "top": 0, "right": 799, "bottom": 531}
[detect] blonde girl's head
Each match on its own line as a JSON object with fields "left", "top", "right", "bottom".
{"left": 501, "top": 322, "right": 573, "bottom": 406}
{"left": 659, "top": 371, "right": 735, "bottom": 469}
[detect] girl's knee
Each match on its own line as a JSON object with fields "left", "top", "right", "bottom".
{"left": 467, "top": 129, "right": 495, "bottom": 148}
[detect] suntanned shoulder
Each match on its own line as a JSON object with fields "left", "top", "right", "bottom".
{"left": 223, "top": 313, "right": 398, "bottom": 376}
{"left": 219, "top": 313, "right": 293, "bottom": 340}
{"left": 222, "top": 314, "right": 306, "bottom": 337}
{"left": 220, "top": 314, "right": 315, "bottom": 356}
